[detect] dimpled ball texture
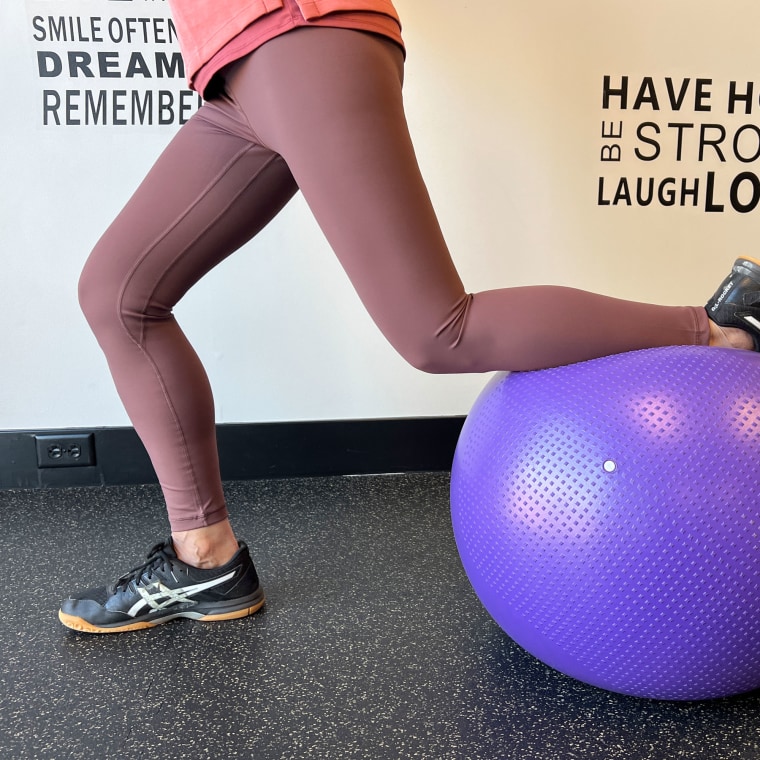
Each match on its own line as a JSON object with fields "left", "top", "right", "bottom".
{"left": 450, "top": 346, "right": 760, "bottom": 700}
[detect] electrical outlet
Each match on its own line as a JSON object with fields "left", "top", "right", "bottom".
{"left": 35, "top": 433, "right": 96, "bottom": 468}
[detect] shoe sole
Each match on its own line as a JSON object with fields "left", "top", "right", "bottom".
{"left": 58, "top": 595, "right": 266, "bottom": 634}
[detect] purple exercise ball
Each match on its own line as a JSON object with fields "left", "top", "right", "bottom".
{"left": 450, "top": 346, "right": 760, "bottom": 700}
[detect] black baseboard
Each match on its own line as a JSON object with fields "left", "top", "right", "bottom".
{"left": 0, "top": 418, "right": 466, "bottom": 490}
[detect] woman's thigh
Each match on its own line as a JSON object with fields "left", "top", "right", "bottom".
{"left": 222, "top": 29, "right": 469, "bottom": 369}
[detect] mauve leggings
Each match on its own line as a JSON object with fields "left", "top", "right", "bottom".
{"left": 79, "top": 28, "right": 709, "bottom": 531}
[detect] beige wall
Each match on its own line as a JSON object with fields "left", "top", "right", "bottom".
{"left": 2, "top": 0, "right": 758, "bottom": 429}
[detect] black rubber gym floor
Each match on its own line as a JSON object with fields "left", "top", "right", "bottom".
{"left": 1, "top": 473, "right": 759, "bottom": 759}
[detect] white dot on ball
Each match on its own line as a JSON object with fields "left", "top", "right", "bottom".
{"left": 603, "top": 460, "right": 617, "bottom": 473}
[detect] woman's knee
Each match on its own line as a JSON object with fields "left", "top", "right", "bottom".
{"left": 77, "top": 239, "right": 133, "bottom": 339}
{"left": 78, "top": 248, "right": 107, "bottom": 328}
{"left": 396, "top": 333, "right": 476, "bottom": 374}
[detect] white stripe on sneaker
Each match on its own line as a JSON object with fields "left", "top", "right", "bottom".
{"left": 128, "top": 571, "right": 236, "bottom": 617}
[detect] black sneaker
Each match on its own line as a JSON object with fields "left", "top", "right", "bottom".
{"left": 706, "top": 256, "right": 760, "bottom": 350}
{"left": 58, "top": 540, "right": 265, "bottom": 633}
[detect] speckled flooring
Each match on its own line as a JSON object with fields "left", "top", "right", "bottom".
{"left": 1, "top": 473, "right": 759, "bottom": 759}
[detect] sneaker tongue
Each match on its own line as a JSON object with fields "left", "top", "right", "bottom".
{"left": 161, "top": 539, "right": 179, "bottom": 559}
{"left": 109, "top": 540, "right": 176, "bottom": 592}
{"left": 142, "top": 539, "right": 177, "bottom": 563}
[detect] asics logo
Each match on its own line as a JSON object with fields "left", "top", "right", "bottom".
{"left": 128, "top": 571, "right": 236, "bottom": 617}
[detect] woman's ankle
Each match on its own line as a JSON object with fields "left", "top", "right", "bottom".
{"left": 708, "top": 320, "right": 754, "bottom": 350}
{"left": 171, "top": 519, "right": 240, "bottom": 569}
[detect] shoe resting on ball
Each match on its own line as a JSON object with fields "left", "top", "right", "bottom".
{"left": 706, "top": 256, "right": 760, "bottom": 351}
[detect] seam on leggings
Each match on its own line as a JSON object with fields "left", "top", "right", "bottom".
{"left": 692, "top": 304, "right": 709, "bottom": 345}
{"left": 117, "top": 146, "right": 286, "bottom": 520}
{"left": 219, "top": 74, "right": 273, "bottom": 151}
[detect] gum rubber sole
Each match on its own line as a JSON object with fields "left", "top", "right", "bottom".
{"left": 58, "top": 596, "right": 266, "bottom": 634}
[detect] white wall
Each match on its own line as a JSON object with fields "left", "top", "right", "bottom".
{"left": 2, "top": 0, "right": 759, "bottom": 430}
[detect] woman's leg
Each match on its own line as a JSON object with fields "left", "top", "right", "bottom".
{"left": 79, "top": 98, "right": 298, "bottom": 541}
{"left": 222, "top": 28, "right": 711, "bottom": 373}
{"left": 59, "top": 101, "right": 292, "bottom": 629}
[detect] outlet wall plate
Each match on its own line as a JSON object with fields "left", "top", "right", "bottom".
{"left": 35, "top": 433, "right": 96, "bottom": 468}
